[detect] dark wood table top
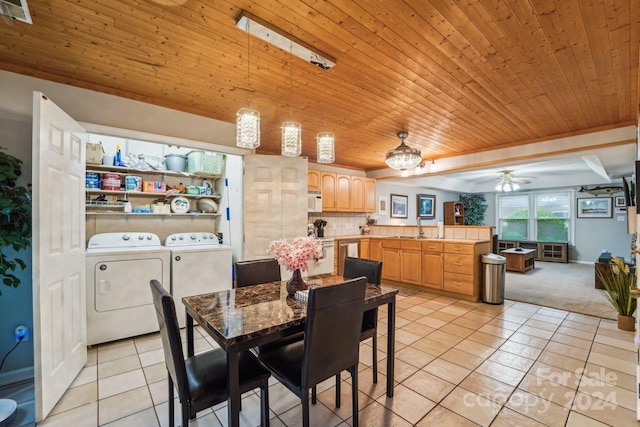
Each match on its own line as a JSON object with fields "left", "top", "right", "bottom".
{"left": 182, "top": 274, "right": 399, "bottom": 347}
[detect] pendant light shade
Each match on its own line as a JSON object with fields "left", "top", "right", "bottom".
{"left": 281, "top": 121, "right": 302, "bottom": 157}
{"left": 236, "top": 108, "right": 260, "bottom": 149}
{"left": 316, "top": 132, "right": 335, "bottom": 163}
{"left": 385, "top": 132, "right": 422, "bottom": 170}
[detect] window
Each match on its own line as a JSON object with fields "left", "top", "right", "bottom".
{"left": 498, "top": 191, "right": 572, "bottom": 243}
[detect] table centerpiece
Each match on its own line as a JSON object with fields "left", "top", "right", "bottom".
{"left": 268, "top": 236, "right": 323, "bottom": 295}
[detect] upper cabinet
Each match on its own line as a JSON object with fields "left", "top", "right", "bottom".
{"left": 310, "top": 169, "right": 376, "bottom": 213}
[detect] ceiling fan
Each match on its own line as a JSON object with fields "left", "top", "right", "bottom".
{"left": 495, "top": 170, "right": 533, "bottom": 192}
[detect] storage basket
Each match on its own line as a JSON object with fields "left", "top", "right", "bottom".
{"left": 187, "top": 151, "right": 225, "bottom": 176}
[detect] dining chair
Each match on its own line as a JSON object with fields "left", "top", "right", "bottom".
{"left": 257, "top": 277, "right": 367, "bottom": 427}
{"left": 235, "top": 258, "right": 281, "bottom": 288}
{"left": 149, "top": 280, "right": 271, "bottom": 427}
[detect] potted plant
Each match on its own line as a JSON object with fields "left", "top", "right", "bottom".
{"left": 460, "top": 193, "right": 487, "bottom": 225}
{"left": 596, "top": 256, "right": 637, "bottom": 330}
{"left": 0, "top": 147, "right": 32, "bottom": 295}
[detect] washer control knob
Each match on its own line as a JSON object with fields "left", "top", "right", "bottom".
{"left": 138, "top": 235, "right": 144, "bottom": 240}
{"left": 179, "top": 235, "right": 184, "bottom": 240}
{"left": 122, "top": 234, "right": 130, "bottom": 241}
{"left": 146, "top": 235, "right": 152, "bottom": 240}
{"left": 171, "top": 236, "right": 177, "bottom": 241}
{"left": 190, "top": 234, "right": 196, "bottom": 240}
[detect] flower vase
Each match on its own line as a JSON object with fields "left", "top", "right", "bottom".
{"left": 286, "top": 269, "right": 308, "bottom": 295}
{"left": 617, "top": 314, "right": 635, "bottom": 331}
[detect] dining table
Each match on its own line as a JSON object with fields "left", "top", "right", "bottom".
{"left": 182, "top": 274, "right": 399, "bottom": 427}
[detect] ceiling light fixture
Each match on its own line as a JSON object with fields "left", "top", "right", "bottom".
{"left": 236, "top": 11, "right": 336, "bottom": 70}
{"left": 385, "top": 132, "right": 422, "bottom": 170}
{"left": 281, "top": 41, "right": 301, "bottom": 157}
{"left": 414, "top": 161, "right": 426, "bottom": 175}
{"left": 430, "top": 159, "right": 438, "bottom": 173}
{"left": 316, "top": 63, "right": 335, "bottom": 164}
{"left": 495, "top": 172, "right": 521, "bottom": 192}
{"left": 235, "top": 18, "right": 260, "bottom": 149}
{"left": 401, "top": 169, "right": 410, "bottom": 178}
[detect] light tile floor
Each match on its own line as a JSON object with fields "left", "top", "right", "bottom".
{"left": 4, "top": 287, "right": 637, "bottom": 427}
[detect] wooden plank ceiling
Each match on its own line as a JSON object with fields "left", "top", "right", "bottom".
{"left": 0, "top": 0, "right": 638, "bottom": 170}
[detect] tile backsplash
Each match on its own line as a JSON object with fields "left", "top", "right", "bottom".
{"left": 308, "top": 212, "right": 369, "bottom": 237}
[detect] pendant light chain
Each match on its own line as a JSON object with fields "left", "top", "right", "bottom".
{"left": 236, "top": 19, "right": 260, "bottom": 149}
{"left": 281, "top": 40, "right": 302, "bottom": 156}
{"left": 247, "top": 20, "right": 251, "bottom": 108}
{"left": 316, "top": 61, "right": 335, "bottom": 164}
{"left": 289, "top": 41, "right": 293, "bottom": 118}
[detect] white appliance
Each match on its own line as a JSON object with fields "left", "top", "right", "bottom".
{"left": 86, "top": 232, "right": 170, "bottom": 345}
{"left": 307, "top": 239, "right": 335, "bottom": 276}
{"left": 308, "top": 190, "right": 322, "bottom": 212}
{"left": 165, "top": 232, "right": 233, "bottom": 327}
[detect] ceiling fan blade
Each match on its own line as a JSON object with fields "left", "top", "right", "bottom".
{"left": 512, "top": 177, "right": 533, "bottom": 184}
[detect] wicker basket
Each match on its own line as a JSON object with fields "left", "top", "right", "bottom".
{"left": 187, "top": 151, "right": 225, "bottom": 176}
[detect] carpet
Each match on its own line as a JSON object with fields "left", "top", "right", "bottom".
{"left": 504, "top": 261, "right": 618, "bottom": 320}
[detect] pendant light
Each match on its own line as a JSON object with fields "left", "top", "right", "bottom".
{"left": 236, "top": 19, "right": 260, "bottom": 149}
{"left": 385, "top": 131, "right": 422, "bottom": 170}
{"left": 316, "top": 62, "right": 335, "bottom": 164}
{"left": 282, "top": 41, "right": 302, "bottom": 157}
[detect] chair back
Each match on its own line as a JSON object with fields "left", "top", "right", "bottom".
{"left": 149, "top": 280, "right": 188, "bottom": 401}
{"left": 343, "top": 257, "right": 382, "bottom": 285}
{"left": 235, "top": 258, "right": 281, "bottom": 288}
{"left": 302, "top": 277, "right": 366, "bottom": 388}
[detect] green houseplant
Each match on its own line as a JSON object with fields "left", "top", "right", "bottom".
{"left": 596, "top": 256, "right": 637, "bottom": 330}
{"left": 460, "top": 193, "right": 487, "bottom": 225}
{"left": 0, "top": 147, "right": 32, "bottom": 295}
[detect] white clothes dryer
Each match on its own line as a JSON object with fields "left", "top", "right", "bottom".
{"left": 165, "top": 232, "right": 232, "bottom": 328}
{"left": 86, "top": 232, "right": 170, "bottom": 345}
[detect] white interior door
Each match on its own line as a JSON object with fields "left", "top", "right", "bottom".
{"left": 32, "top": 92, "right": 87, "bottom": 421}
{"left": 243, "top": 154, "right": 307, "bottom": 260}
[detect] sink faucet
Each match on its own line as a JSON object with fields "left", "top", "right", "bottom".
{"left": 416, "top": 216, "right": 424, "bottom": 238}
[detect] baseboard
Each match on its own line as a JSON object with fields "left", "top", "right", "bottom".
{"left": 0, "top": 367, "right": 34, "bottom": 387}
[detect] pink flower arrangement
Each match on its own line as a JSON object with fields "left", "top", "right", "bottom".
{"left": 268, "top": 236, "right": 323, "bottom": 272}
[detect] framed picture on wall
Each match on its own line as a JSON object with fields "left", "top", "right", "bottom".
{"left": 417, "top": 194, "right": 436, "bottom": 219}
{"left": 378, "top": 196, "right": 388, "bottom": 216}
{"left": 390, "top": 194, "right": 408, "bottom": 218}
{"left": 577, "top": 197, "right": 612, "bottom": 218}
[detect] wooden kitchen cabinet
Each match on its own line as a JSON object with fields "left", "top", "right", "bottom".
{"left": 364, "top": 178, "right": 376, "bottom": 212}
{"left": 321, "top": 172, "right": 337, "bottom": 210}
{"left": 400, "top": 240, "right": 421, "bottom": 285}
{"left": 351, "top": 176, "right": 365, "bottom": 212}
{"left": 336, "top": 174, "right": 351, "bottom": 211}
{"left": 308, "top": 169, "right": 321, "bottom": 191}
{"left": 369, "top": 238, "right": 383, "bottom": 261}
{"left": 421, "top": 241, "right": 443, "bottom": 289}
{"left": 444, "top": 201, "right": 465, "bottom": 225}
{"left": 381, "top": 239, "right": 401, "bottom": 281}
{"left": 360, "top": 238, "right": 370, "bottom": 258}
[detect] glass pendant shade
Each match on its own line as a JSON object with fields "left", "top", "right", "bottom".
{"left": 495, "top": 181, "right": 520, "bottom": 192}
{"left": 385, "top": 132, "right": 421, "bottom": 170}
{"left": 281, "top": 121, "right": 302, "bottom": 157}
{"left": 430, "top": 159, "right": 438, "bottom": 173}
{"left": 316, "top": 132, "right": 335, "bottom": 163}
{"left": 236, "top": 108, "right": 260, "bottom": 149}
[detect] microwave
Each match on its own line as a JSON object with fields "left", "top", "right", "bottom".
{"left": 308, "top": 191, "right": 322, "bottom": 212}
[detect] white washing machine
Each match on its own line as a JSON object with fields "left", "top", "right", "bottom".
{"left": 165, "top": 232, "right": 233, "bottom": 327}
{"left": 86, "top": 232, "right": 170, "bottom": 345}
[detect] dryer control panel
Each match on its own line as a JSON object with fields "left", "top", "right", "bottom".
{"left": 165, "top": 232, "right": 220, "bottom": 247}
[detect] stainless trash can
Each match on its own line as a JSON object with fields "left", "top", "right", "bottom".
{"left": 481, "top": 253, "right": 506, "bottom": 304}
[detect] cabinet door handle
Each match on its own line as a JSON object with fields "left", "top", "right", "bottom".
{"left": 453, "top": 281, "right": 463, "bottom": 286}
{"left": 454, "top": 262, "right": 461, "bottom": 266}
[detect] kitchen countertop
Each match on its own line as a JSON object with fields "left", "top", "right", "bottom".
{"left": 330, "top": 235, "right": 490, "bottom": 243}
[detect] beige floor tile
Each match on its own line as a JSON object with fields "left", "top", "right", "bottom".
{"left": 395, "top": 346, "right": 435, "bottom": 369}
{"left": 561, "top": 319, "right": 598, "bottom": 333}
{"left": 278, "top": 398, "right": 346, "bottom": 427}
{"left": 499, "top": 340, "right": 543, "bottom": 360}
{"left": 593, "top": 333, "right": 636, "bottom": 351}
{"left": 357, "top": 401, "right": 413, "bottom": 427}
{"left": 49, "top": 382, "right": 97, "bottom": 416}
{"left": 505, "top": 389, "right": 570, "bottom": 426}
{"left": 508, "top": 332, "right": 549, "bottom": 349}
{"left": 565, "top": 312, "right": 600, "bottom": 326}
{"left": 40, "top": 402, "right": 97, "bottom": 427}
{"left": 490, "top": 407, "right": 547, "bottom": 426}
{"left": 489, "top": 350, "right": 535, "bottom": 372}
{"left": 155, "top": 397, "right": 215, "bottom": 427}
{"left": 267, "top": 381, "right": 305, "bottom": 415}
{"left": 572, "top": 391, "right": 636, "bottom": 427}
{"left": 317, "top": 380, "right": 375, "bottom": 419}
{"left": 99, "top": 386, "right": 153, "bottom": 425}
{"left": 98, "top": 354, "right": 141, "bottom": 380}
{"left": 537, "top": 350, "right": 586, "bottom": 373}
{"left": 536, "top": 307, "right": 568, "bottom": 319}
{"left": 439, "top": 304, "right": 472, "bottom": 317}
{"left": 377, "top": 358, "right": 419, "bottom": 383}
{"left": 415, "top": 315, "right": 447, "bottom": 329}
{"left": 394, "top": 329, "right": 421, "bottom": 345}
{"left": 139, "top": 348, "right": 165, "bottom": 368}
{"left": 134, "top": 333, "right": 163, "bottom": 354}
{"left": 86, "top": 348, "right": 98, "bottom": 367}
{"left": 439, "top": 322, "right": 475, "bottom": 338}
{"left": 214, "top": 392, "right": 268, "bottom": 427}
{"left": 529, "top": 361, "right": 581, "bottom": 389}
{"left": 556, "top": 325, "right": 596, "bottom": 341}
{"left": 496, "top": 312, "right": 530, "bottom": 325}
{"left": 578, "top": 378, "right": 636, "bottom": 411}
{"left": 455, "top": 339, "right": 497, "bottom": 359}
{"left": 102, "top": 407, "right": 160, "bottom": 426}
{"left": 475, "top": 360, "right": 526, "bottom": 387}
{"left": 98, "top": 369, "right": 147, "bottom": 399}
{"left": 411, "top": 336, "right": 451, "bottom": 357}
{"left": 406, "top": 305, "right": 434, "bottom": 316}
{"left": 148, "top": 378, "right": 175, "bottom": 406}
{"left": 403, "top": 370, "right": 455, "bottom": 403}
{"left": 524, "top": 318, "right": 560, "bottom": 332}
{"left": 587, "top": 352, "right": 635, "bottom": 376}
{"left": 487, "top": 318, "right": 521, "bottom": 331}
{"left": 97, "top": 341, "right": 138, "bottom": 363}
{"left": 451, "top": 316, "right": 486, "bottom": 330}
{"left": 427, "top": 329, "right": 464, "bottom": 347}
{"left": 550, "top": 332, "right": 592, "bottom": 350}
{"left": 590, "top": 342, "right": 636, "bottom": 362}
{"left": 429, "top": 310, "right": 459, "bottom": 322}
{"left": 583, "top": 362, "right": 636, "bottom": 392}
{"left": 596, "top": 322, "right": 634, "bottom": 340}
{"left": 441, "top": 387, "right": 501, "bottom": 426}
{"left": 467, "top": 331, "right": 506, "bottom": 348}
{"left": 397, "top": 309, "right": 424, "bottom": 321}
{"left": 518, "top": 373, "right": 575, "bottom": 408}
{"left": 423, "top": 358, "right": 472, "bottom": 385}
{"left": 440, "top": 348, "right": 485, "bottom": 370}
{"left": 565, "top": 411, "right": 610, "bottom": 427}
{"left": 376, "top": 384, "right": 436, "bottom": 425}
{"left": 459, "top": 371, "right": 515, "bottom": 405}
{"left": 419, "top": 300, "right": 450, "bottom": 311}
{"left": 544, "top": 341, "right": 590, "bottom": 361}
{"left": 143, "top": 362, "right": 167, "bottom": 385}
{"left": 516, "top": 325, "right": 555, "bottom": 340}
{"left": 415, "top": 405, "right": 480, "bottom": 426}
{"left": 400, "top": 322, "right": 434, "bottom": 337}
{"left": 463, "top": 311, "right": 495, "bottom": 325}
{"left": 531, "top": 313, "right": 564, "bottom": 325}
{"left": 354, "top": 368, "right": 388, "bottom": 401}
{"left": 70, "top": 365, "right": 97, "bottom": 388}
{"left": 477, "top": 324, "right": 514, "bottom": 339}
{"left": 179, "top": 410, "right": 222, "bottom": 427}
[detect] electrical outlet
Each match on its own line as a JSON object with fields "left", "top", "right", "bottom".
{"left": 14, "top": 325, "right": 28, "bottom": 342}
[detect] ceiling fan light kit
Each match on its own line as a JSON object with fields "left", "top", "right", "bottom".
{"left": 385, "top": 131, "right": 422, "bottom": 170}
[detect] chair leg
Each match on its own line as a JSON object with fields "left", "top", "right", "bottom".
{"left": 168, "top": 373, "right": 175, "bottom": 427}
{"left": 302, "top": 392, "right": 310, "bottom": 427}
{"left": 350, "top": 367, "right": 359, "bottom": 427}
{"left": 260, "top": 380, "right": 270, "bottom": 427}
{"left": 335, "top": 373, "right": 341, "bottom": 408}
{"left": 182, "top": 402, "right": 190, "bottom": 427}
{"left": 372, "top": 329, "right": 378, "bottom": 384}
{"left": 311, "top": 385, "right": 317, "bottom": 404}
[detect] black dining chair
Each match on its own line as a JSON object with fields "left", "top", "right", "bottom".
{"left": 149, "top": 280, "right": 271, "bottom": 427}
{"left": 258, "top": 277, "right": 367, "bottom": 427}
{"left": 235, "top": 258, "right": 281, "bottom": 288}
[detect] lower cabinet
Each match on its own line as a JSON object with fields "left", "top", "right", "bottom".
{"left": 421, "top": 254, "right": 443, "bottom": 290}
{"left": 369, "top": 238, "right": 383, "bottom": 261}
{"left": 360, "top": 238, "right": 370, "bottom": 258}
{"left": 400, "top": 240, "right": 422, "bottom": 285}
{"left": 381, "top": 247, "right": 401, "bottom": 281}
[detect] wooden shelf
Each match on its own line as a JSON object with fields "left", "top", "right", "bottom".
{"left": 85, "top": 189, "right": 221, "bottom": 199}
{"left": 443, "top": 201, "right": 465, "bottom": 225}
{"left": 85, "top": 212, "right": 221, "bottom": 217}
{"left": 86, "top": 164, "right": 221, "bottom": 180}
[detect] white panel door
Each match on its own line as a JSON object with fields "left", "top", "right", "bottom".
{"left": 243, "top": 154, "right": 307, "bottom": 260}
{"left": 32, "top": 92, "right": 87, "bottom": 421}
